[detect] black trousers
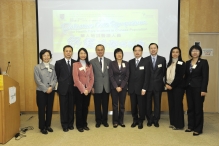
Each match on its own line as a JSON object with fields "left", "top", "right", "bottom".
{"left": 36, "top": 90, "right": 55, "bottom": 130}
{"left": 111, "top": 89, "right": 126, "bottom": 125}
{"left": 186, "top": 86, "right": 205, "bottom": 133}
{"left": 130, "top": 93, "right": 145, "bottom": 123}
{"left": 59, "top": 85, "right": 75, "bottom": 129}
{"left": 146, "top": 91, "right": 162, "bottom": 123}
{"left": 94, "top": 88, "right": 109, "bottom": 124}
{"left": 167, "top": 87, "right": 185, "bottom": 129}
{"left": 75, "top": 88, "right": 91, "bottom": 129}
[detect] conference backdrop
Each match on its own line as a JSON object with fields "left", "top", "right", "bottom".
{"left": 36, "top": 0, "right": 179, "bottom": 64}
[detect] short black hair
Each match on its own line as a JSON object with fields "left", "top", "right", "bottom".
{"left": 77, "top": 48, "right": 90, "bottom": 66}
{"left": 114, "top": 48, "right": 123, "bottom": 60}
{"left": 149, "top": 43, "right": 158, "bottom": 49}
{"left": 63, "top": 45, "right": 73, "bottom": 51}
{"left": 39, "top": 49, "right": 52, "bottom": 60}
{"left": 189, "top": 45, "right": 202, "bottom": 57}
{"left": 133, "top": 44, "right": 143, "bottom": 51}
{"left": 95, "top": 44, "right": 105, "bottom": 50}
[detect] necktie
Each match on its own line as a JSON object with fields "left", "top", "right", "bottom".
{"left": 67, "top": 60, "right": 71, "bottom": 72}
{"left": 100, "top": 58, "right": 102, "bottom": 69}
{"left": 152, "top": 57, "right": 156, "bottom": 69}
{"left": 136, "top": 59, "right": 139, "bottom": 67}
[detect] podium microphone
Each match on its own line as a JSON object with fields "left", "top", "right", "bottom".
{"left": 6, "top": 61, "right": 10, "bottom": 74}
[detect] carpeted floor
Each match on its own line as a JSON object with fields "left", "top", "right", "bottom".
{"left": 3, "top": 112, "right": 219, "bottom": 146}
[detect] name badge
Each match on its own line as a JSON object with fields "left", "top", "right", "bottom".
{"left": 79, "top": 67, "right": 84, "bottom": 71}
{"left": 139, "top": 66, "right": 144, "bottom": 70}
{"left": 122, "top": 63, "right": 126, "bottom": 68}
{"left": 48, "top": 68, "right": 52, "bottom": 72}
{"left": 192, "top": 64, "right": 197, "bottom": 69}
{"left": 177, "top": 61, "right": 183, "bottom": 65}
{"left": 158, "top": 64, "right": 162, "bottom": 68}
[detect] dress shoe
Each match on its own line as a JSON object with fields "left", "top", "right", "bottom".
{"left": 46, "top": 127, "right": 53, "bottom": 132}
{"left": 40, "top": 129, "right": 48, "bottom": 135}
{"left": 119, "top": 124, "right": 125, "bottom": 127}
{"left": 95, "top": 123, "right": 101, "bottom": 128}
{"left": 185, "top": 129, "right": 192, "bottom": 132}
{"left": 169, "top": 125, "right": 174, "bottom": 128}
{"left": 84, "top": 127, "right": 90, "bottom": 131}
{"left": 103, "top": 123, "right": 109, "bottom": 127}
{"left": 138, "top": 123, "right": 143, "bottom": 129}
{"left": 193, "top": 132, "right": 202, "bottom": 136}
{"left": 154, "top": 122, "right": 159, "bottom": 127}
{"left": 131, "top": 122, "right": 138, "bottom": 128}
{"left": 172, "top": 127, "right": 184, "bottom": 130}
{"left": 147, "top": 122, "right": 152, "bottom": 127}
{"left": 63, "top": 128, "right": 69, "bottom": 132}
{"left": 113, "top": 124, "right": 118, "bottom": 128}
{"left": 78, "top": 128, "right": 84, "bottom": 132}
{"left": 68, "top": 126, "right": 74, "bottom": 130}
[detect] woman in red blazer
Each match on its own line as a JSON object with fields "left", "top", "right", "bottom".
{"left": 184, "top": 45, "right": 209, "bottom": 136}
{"left": 73, "top": 48, "right": 94, "bottom": 132}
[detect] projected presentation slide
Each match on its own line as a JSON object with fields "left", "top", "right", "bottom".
{"left": 53, "top": 10, "right": 158, "bottom": 53}
{"left": 37, "top": 0, "right": 179, "bottom": 64}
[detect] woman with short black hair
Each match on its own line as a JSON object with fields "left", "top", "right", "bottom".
{"left": 184, "top": 45, "right": 209, "bottom": 136}
{"left": 34, "top": 49, "right": 57, "bottom": 135}
{"left": 109, "top": 48, "right": 129, "bottom": 128}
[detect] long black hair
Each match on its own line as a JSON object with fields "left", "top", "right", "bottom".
{"left": 167, "top": 47, "right": 182, "bottom": 68}
{"left": 77, "top": 48, "right": 90, "bottom": 66}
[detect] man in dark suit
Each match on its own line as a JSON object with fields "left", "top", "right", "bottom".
{"left": 145, "top": 43, "right": 166, "bottom": 127}
{"left": 55, "top": 45, "right": 76, "bottom": 132}
{"left": 128, "top": 44, "right": 150, "bottom": 129}
{"left": 90, "top": 44, "right": 111, "bottom": 128}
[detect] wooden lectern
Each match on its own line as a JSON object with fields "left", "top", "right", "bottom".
{"left": 0, "top": 75, "right": 20, "bottom": 144}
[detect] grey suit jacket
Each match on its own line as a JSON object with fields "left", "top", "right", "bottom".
{"left": 90, "top": 57, "right": 111, "bottom": 93}
{"left": 34, "top": 63, "right": 57, "bottom": 92}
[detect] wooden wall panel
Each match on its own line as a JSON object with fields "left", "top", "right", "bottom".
{"left": 0, "top": 0, "right": 218, "bottom": 112}
{"left": 179, "top": 0, "right": 190, "bottom": 111}
{"left": 22, "top": 0, "right": 38, "bottom": 111}
{"left": 0, "top": 0, "right": 25, "bottom": 111}
{"left": 189, "top": 0, "right": 219, "bottom": 32}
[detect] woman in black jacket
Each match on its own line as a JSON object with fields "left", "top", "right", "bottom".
{"left": 165, "top": 47, "right": 185, "bottom": 130}
{"left": 184, "top": 45, "right": 209, "bottom": 136}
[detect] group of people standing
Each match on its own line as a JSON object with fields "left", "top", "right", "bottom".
{"left": 34, "top": 43, "right": 209, "bottom": 137}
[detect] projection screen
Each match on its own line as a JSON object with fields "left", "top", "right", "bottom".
{"left": 36, "top": 0, "right": 180, "bottom": 64}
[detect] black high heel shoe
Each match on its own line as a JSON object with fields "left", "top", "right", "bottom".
{"left": 113, "top": 124, "right": 118, "bottom": 128}
{"left": 193, "top": 132, "right": 202, "bottom": 136}
{"left": 185, "top": 129, "right": 192, "bottom": 132}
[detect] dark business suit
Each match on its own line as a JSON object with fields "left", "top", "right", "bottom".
{"left": 109, "top": 60, "right": 129, "bottom": 125}
{"left": 166, "top": 60, "right": 186, "bottom": 129}
{"left": 184, "top": 58, "right": 209, "bottom": 133}
{"left": 145, "top": 55, "right": 166, "bottom": 124}
{"left": 128, "top": 57, "right": 150, "bottom": 123}
{"left": 55, "top": 58, "right": 76, "bottom": 129}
